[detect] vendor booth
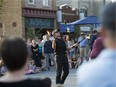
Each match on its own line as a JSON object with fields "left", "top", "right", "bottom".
{"left": 60, "top": 16, "right": 101, "bottom": 33}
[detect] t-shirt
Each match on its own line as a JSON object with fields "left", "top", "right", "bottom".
{"left": 44, "top": 40, "right": 54, "bottom": 54}
{"left": 67, "top": 41, "right": 75, "bottom": 52}
{"left": 78, "top": 36, "right": 88, "bottom": 47}
{"left": 77, "top": 49, "right": 116, "bottom": 87}
{"left": 90, "top": 34, "right": 98, "bottom": 49}
{"left": 38, "top": 43, "right": 43, "bottom": 54}
{"left": 31, "top": 44, "right": 38, "bottom": 55}
{"left": 55, "top": 39, "right": 66, "bottom": 55}
{"left": 90, "top": 37, "right": 104, "bottom": 59}
{"left": 0, "top": 79, "right": 47, "bottom": 87}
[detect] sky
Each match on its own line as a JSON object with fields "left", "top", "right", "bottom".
{"left": 111, "top": 0, "right": 116, "bottom": 2}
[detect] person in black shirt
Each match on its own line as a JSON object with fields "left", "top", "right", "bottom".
{"left": 43, "top": 34, "right": 55, "bottom": 70}
{"left": 0, "top": 37, "right": 48, "bottom": 87}
{"left": 52, "top": 31, "right": 69, "bottom": 84}
{"left": 90, "top": 30, "right": 98, "bottom": 50}
{"left": 0, "top": 79, "right": 47, "bottom": 87}
{"left": 43, "top": 77, "right": 52, "bottom": 87}
{"left": 31, "top": 39, "right": 42, "bottom": 71}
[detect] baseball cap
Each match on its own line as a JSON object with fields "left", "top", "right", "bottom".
{"left": 80, "top": 32, "right": 85, "bottom": 35}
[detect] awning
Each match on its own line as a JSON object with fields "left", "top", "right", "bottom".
{"left": 60, "top": 16, "right": 101, "bottom": 32}
{"left": 68, "top": 16, "right": 101, "bottom": 25}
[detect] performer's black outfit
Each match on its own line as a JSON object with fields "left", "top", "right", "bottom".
{"left": 55, "top": 38, "right": 69, "bottom": 84}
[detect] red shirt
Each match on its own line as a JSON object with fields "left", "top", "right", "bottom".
{"left": 90, "top": 37, "right": 104, "bottom": 59}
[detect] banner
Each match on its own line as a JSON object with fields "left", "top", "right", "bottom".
{"left": 60, "top": 24, "right": 75, "bottom": 33}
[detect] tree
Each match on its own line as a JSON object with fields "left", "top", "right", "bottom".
{"left": 0, "top": 0, "right": 4, "bottom": 10}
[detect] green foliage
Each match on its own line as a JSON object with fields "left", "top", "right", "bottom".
{"left": 0, "top": 0, "right": 4, "bottom": 8}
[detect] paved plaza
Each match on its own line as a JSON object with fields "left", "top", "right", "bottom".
{"left": 27, "top": 67, "right": 78, "bottom": 87}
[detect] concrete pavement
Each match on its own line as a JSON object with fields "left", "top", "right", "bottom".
{"left": 27, "top": 67, "right": 78, "bottom": 87}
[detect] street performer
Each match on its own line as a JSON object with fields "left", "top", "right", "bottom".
{"left": 52, "top": 30, "right": 71, "bottom": 85}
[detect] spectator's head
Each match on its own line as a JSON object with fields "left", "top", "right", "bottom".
{"left": 100, "top": 2, "right": 116, "bottom": 49}
{"left": 27, "top": 38, "right": 31, "bottom": 43}
{"left": 92, "top": 30, "right": 98, "bottom": 35}
{"left": 30, "top": 60, "right": 35, "bottom": 65}
{"left": 32, "top": 39, "right": 36, "bottom": 45}
{"left": 43, "top": 77, "right": 52, "bottom": 87}
{"left": 38, "top": 38, "right": 41, "bottom": 44}
{"left": 80, "top": 32, "right": 85, "bottom": 37}
{"left": 66, "top": 36, "right": 69, "bottom": 41}
{"left": 0, "top": 37, "right": 28, "bottom": 72}
{"left": 54, "top": 30, "right": 61, "bottom": 39}
{"left": 98, "top": 27, "right": 103, "bottom": 36}
{"left": 63, "top": 35, "right": 67, "bottom": 41}
{"left": 42, "top": 35, "right": 46, "bottom": 41}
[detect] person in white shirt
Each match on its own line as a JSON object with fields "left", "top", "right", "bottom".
{"left": 77, "top": 2, "right": 116, "bottom": 87}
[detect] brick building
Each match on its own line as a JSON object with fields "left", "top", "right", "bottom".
{"left": 58, "top": 4, "right": 79, "bottom": 23}
{"left": 0, "top": 0, "right": 23, "bottom": 37}
{"left": 0, "top": 0, "right": 57, "bottom": 37}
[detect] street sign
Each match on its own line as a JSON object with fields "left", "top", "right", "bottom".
{"left": 80, "top": 27, "right": 90, "bottom": 31}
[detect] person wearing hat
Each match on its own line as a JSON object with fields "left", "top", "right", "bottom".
{"left": 77, "top": 2, "right": 116, "bottom": 87}
{"left": 78, "top": 32, "right": 89, "bottom": 64}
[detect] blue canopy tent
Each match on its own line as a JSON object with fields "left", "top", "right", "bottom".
{"left": 60, "top": 16, "right": 101, "bottom": 32}
{"left": 68, "top": 16, "right": 101, "bottom": 25}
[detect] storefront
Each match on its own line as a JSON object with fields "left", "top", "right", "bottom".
{"left": 22, "top": 7, "right": 56, "bottom": 38}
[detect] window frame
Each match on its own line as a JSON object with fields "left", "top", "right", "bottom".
{"left": 43, "top": 0, "right": 49, "bottom": 7}
{"left": 28, "top": 0, "right": 35, "bottom": 5}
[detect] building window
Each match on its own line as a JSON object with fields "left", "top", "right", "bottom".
{"left": 43, "top": 0, "right": 49, "bottom": 6}
{"left": 28, "top": 0, "right": 35, "bottom": 5}
{"left": 80, "top": 7, "right": 88, "bottom": 17}
{"left": 12, "top": 22, "right": 17, "bottom": 27}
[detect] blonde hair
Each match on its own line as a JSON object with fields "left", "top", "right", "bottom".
{"left": 0, "top": 60, "right": 4, "bottom": 67}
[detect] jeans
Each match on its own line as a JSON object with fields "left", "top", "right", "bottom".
{"left": 56, "top": 55, "right": 69, "bottom": 84}
{"left": 44, "top": 53, "right": 55, "bottom": 68}
{"left": 69, "top": 51, "right": 75, "bottom": 59}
